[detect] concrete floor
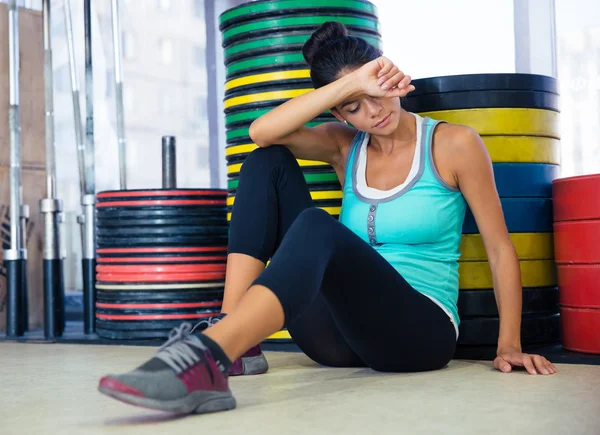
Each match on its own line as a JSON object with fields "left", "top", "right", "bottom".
{"left": 1, "top": 343, "right": 599, "bottom": 435}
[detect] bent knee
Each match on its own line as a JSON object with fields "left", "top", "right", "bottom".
{"left": 242, "top": 145, "right": 297, "bottom": 173}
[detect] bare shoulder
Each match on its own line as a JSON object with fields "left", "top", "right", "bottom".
{"left": 432, "top": 122, "right": 490, "bottom": 166}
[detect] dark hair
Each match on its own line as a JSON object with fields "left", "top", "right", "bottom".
{"left": 302, "top": 21, "right": 382, "bottom": 89}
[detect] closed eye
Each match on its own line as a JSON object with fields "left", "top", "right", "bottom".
{"left": 348, "top": 104, "right": 360, "bottom": 114}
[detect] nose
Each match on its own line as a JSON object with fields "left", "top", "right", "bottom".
{"left": 364, "top": 98, "right": 382, "bottom": 117}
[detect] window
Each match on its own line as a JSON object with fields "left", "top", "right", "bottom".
{"left": 124, "top": 87, "right": 134, "bottom": 112}
{"left": 194, "top": 45, "right": 205, "bottom": 67}
{"left": 160, "top": 91, "right": 176, "bottom": 114}
{"left": 195, "top": 97, "right": 207, "bottom": 118}
{"left": 55, "top": 64, "right": 71, "bottom": 93}
{"left": 159, "top": 38, "right": 174, "bottom": 65}
{"left": 193, "top": 0, "right": 203, "bottom": 18}
{"left": 157, "top": 0, "right": 171, "bottom": 11}
{"left": 123, "top": 32, "right": 136, "bottom": 59}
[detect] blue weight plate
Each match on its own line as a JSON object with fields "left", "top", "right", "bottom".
{"left": 462, "top": 198, "right": 553, "bottom": 234}
{"left": 493, "top": 163, "right": 559, "bottom": 198}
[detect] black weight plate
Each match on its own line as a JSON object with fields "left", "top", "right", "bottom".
{"left": 223, "top": 29, "right": 380, "bottom": 65}
{"left": 226, "top": 114, "right": 334, "bottom": 129}
{"left": 97, "top": 216, "right": 227, "bottom": 228}
{"left": 221, "top": 15, "right": 380, "bottom": 48}
{"left": 96, "top": 307, "right": 220, "bottom": 316}
{"left": 96, "top": 207, "right": 227, "bottom": 220}
{"left": 97, "top": 236, "right": 229, "bottom": 248}
{"left": 96, "top": 226, "right": 228, "bottom": 237}
{"left": 458, "top": 287, "right": 559, "bottom": 317}
{"left": 224, "top": 79, "right": 313, "bottom": 98}
{"left": 457, "top": 313, "right": 560, "bottom": 346}
{"left": 96, "top": 289, "right": 224, "bottom": 302}
{"left": 409, "top": 73, "right": 559, "bottom": 96}
{"left": 96, "top": 318, "right": 217, "bottom": 331}
{"left": 219, "top": 0, "right": 378, "bottom": 30}
{"left": 402, "top": 90, "right": 560, "bottom": 113}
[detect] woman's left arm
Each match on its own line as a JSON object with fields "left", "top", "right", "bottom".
{"left": 449, "top": 126, "right": 557, "bottom": 376}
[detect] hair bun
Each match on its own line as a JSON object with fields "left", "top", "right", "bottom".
{"left": 302, "top": 21, "right": 349, "bottom": 67}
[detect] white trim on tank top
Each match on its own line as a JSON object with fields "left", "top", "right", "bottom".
{"left": 355, "top": 112, "right": 422, "bottom": 198}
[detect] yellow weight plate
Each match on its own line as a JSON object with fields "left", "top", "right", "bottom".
{"left": 224, "top": 88, "right": 312, "bottom": 109}
{"left": 417, "top": 108, "right": 560, "bottom": 138}
{"left": 267, "top": 330, "right": 292, "bottom": 340}
{"left": 228, "top": 159, "right": 329, "bottom": 175}
{"left": 225, "top": 70, "right": 311, "bottom": 91}
{"left": 226, "top": 143, "right": 258, "bottom": 156}
{"left": 227, "top": 190, "right": 342, "bottom": 206}
{"left": 458, "top": 259, "right": 556, "bottom": 290}
{"left": 227, "top": 205, "right": 341, "bottom": 221}
{"left": 483, "top": 136, "right": 561, "bottom": 164}
{"left": 460, "top": 233, "right": 554, "bottom": 262}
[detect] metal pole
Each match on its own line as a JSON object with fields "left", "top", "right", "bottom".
{"left": 82, "top": 0, "right": 97, "bottom": 334}
{"left": 162, "top": 136, "right": 177, "bottom": 188}
{"left": 111, "top": 0, "right": 127, "bottom": 190}
{"left": 41, "top": 0, "right": 65, "bottom": 339}
{"left": 5, "top": 0, "right": 24, "bottom": 338}
{"left": 204, "top": 0, "right": 220, "bottom": 188}
{"left": 64, "top": 0, "right": 86, "bottom": 196}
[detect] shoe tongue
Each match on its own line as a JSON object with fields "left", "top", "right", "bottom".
{"left": 137, "top": 357, "right": 170, "bottom": 372}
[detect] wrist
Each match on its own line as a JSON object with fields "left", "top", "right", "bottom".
{"left": 339, "top": 71, "right": 364, "bottom": 99}
{"left": 497, "top": 342, "right": 522, "bottom": 355}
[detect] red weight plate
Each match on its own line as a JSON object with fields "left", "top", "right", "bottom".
{"left": 96, "top": 272, "right": 226, "bottom": 283}
{"left": 552, "top": 173, "right": 600, "bottom": 222}
{"left": 96, "top": 264, "right": 226, "bottom": 274}
{"left": 96, "top": 301, "right": 222, "bottom": 309}
{"left": 557, "top": 264, "right": 600, "bottom": 308}
{"left": 97, "top": 189, "right": 227, "bottom": 198}
{"left": 97, "top": 247, "right": 227, "bottom": 254}
{"left": 560, "top": 306, "right": 600, "bottom": 354}
{"left": 96, "top": 313, "right": 215, "bottom": 321}
{"left": 97, "top": 256, "right": 226, "bottom": 264}
{"left": 554, "top": 221, "right": 600, "bottom": 263}
{"left": 96, "top": 199, "right": 226, "bottom": 207}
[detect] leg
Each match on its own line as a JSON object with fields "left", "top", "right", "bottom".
{"left": 206, "top": 208, "right": 456, "bottom": 372}
{"left": 216, "top": 146, "right": 363, "bottom": 372}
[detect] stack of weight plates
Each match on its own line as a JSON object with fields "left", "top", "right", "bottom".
{"left": 553, "top": 174, "right": 600, "bottom": 354}
{"left": 94, "top": 189, "right": 228, "bottom": 340}
{"left": 404, "top": 73, "right": 561, "bottom": 353}
{"left": 220, "top": 0, "right": 382, "bottom": 223}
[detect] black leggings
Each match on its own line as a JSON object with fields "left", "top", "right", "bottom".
{"left": 228, "top": 145, "right": 456, "bottom": 372}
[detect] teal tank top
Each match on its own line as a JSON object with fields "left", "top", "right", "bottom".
{"left": 338, "top": 113, "right": 467, "bottom": 337}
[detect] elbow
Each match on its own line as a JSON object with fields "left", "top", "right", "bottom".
{"left": 249, "top": 121, "right": 270, "bottom": 148}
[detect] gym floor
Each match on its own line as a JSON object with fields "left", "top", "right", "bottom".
{"left": 1, "top": 342, "right": 599, "bottom": 434}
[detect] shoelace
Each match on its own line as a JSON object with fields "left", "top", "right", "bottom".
{"left": 154, "top": 323, "right": 209, "bottom": 373}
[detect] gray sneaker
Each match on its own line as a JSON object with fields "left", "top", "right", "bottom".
{"left": 201, "top": 314, "right": 269, "bottom": 376}
{"left": 98, "top": 323, "right": 236, "bottom": 414}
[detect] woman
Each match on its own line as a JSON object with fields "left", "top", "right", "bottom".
{"left": 98, "top": 22, "right": 556, "bottom": 415}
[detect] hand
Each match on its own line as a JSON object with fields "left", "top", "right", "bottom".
{"left": 353, "top": 56, "right": 415, "bottom": 98}
{"left": 493, "top": 348, "right": 557, "bottom": 375}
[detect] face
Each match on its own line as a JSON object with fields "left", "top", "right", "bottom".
{"left": 334, "top": 95, "right": 401, "bottom": 135}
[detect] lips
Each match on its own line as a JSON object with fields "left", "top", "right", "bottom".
{"left": 374, "top": 113, "right": 391, "bottom": 128}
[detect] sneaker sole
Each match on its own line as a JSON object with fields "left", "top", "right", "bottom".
{"left": 98, "top": 385, "right": 236, "bottom": 415}
{"left": 230, "top": 354, "right": 269, "bottom": 376}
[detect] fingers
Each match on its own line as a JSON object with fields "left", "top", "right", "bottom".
{"left": 377, "top": 57, "right": 395, "bottom": 78}
{"left": 521, "top": 355, "right": 538, "bottom": 375}
{"left": 493, "top": 356, "right": 512, "bottom": 373}
{"left": 386, "top": 84, "right": 415, "bottom": 98}
{"left": 381, "top": 71, "right": 404, "bottom": 90}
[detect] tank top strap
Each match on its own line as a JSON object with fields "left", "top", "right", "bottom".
{"left": 343, "top": 130, "right": 367, "bottom": 187}
{"left": 418, "top": 115, "right": 459, "bottom": 192}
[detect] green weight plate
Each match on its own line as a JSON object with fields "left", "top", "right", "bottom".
{"left": 227, "top": 171, "right": 339, "bottom": 191}
{"left": 226, "top": 122, "right": 322, "bottom": 143}
{"left": 226, "top": 107, "right": 334, "bottom": 127}
{"left": 219, "top": 0, "right": 377, "bottom": 30}
{"left": 224, "top": 32, "right": 381, "bottom": 65}
{"left": 227, "top": 53, "right": 306, "bottom": 78}
{"left": 222, "top": 15, "right": 380, "bottom": 47}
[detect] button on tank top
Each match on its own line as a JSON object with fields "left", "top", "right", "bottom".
{"left": 339, "top": 113, "right": 467, "bottom": 339}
